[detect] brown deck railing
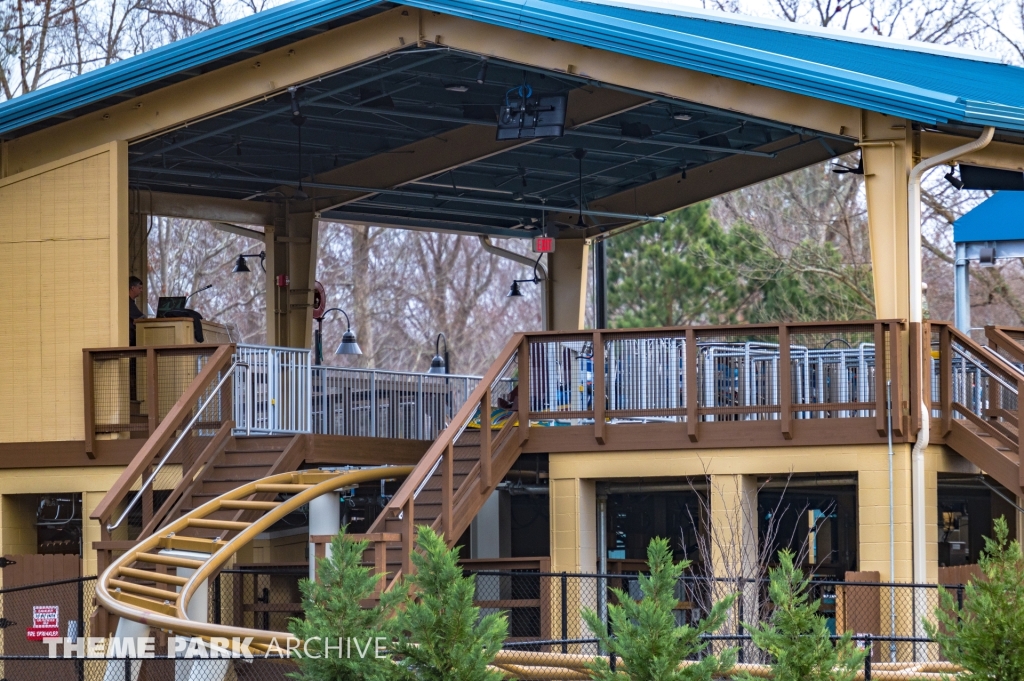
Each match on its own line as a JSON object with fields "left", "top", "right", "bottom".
{"left": 83, "top": 344, "right": 227, "bottom": 456}
{"left": 88, "top": 345, "right": 235, "bottom": 573}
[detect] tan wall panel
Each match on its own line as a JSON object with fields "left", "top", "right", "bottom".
{"left": 0, "top": 142, "right": 128, "bottom": 443}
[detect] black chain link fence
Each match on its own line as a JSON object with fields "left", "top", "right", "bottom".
{"left": 469, "top": 571, "right": 955, "bottom": 676}
{"left": 0, "top": 572, "right": 966, "bottom": 680}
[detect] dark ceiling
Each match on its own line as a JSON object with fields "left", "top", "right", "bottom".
{"left": 129, "top": 46, "right": 854, "bottom": 237}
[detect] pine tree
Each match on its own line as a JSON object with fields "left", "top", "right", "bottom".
{"left": 925, "top": 516, "right": 1024, "bottom": 681}
{"left": 391, "top": 526, "right": 508, "bottom": 681}
{"left": 582, "top": 537, "right": 738, "bottom": 681}
{"left": 738, "top": 550, "right": 866, "bottom": 681}
{"left": 289, "top": 530, "right": 405, "bottom": 681}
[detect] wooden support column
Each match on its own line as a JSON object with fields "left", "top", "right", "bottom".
{"left": 266, "top": 209, "right": 319, "bottom": 348}
{"left": 547, "top": 239, "right": 589, "bottom": 331}
{"left": 861, "top": 113, "right": 913, "bottom": 322}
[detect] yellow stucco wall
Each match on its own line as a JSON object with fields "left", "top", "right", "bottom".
{"left": 0, "top": 142, "right": 128, "bottom": 443}
{"left": 549, "top": 443, "right": 961, "bottom": 583}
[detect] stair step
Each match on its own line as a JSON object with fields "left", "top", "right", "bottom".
{"left": 222, "top": 450, "right": 282, "bottom": 465}
{"left": 199, "top": 480, "right": 250, "bottom": 495}
{"left": 208, "top": 466, "right": 271, "bottom": 481}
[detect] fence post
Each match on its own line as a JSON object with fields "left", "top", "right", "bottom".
{"left": 864, "top": 641, "right": 872, "bottom": 681}
{"left": 213, "top": 573, "right": 222, "bottom": 625}
{"left": 685, "top": 327, "right": 698, "bottom": 442}
{"left": 83, "top": 351, "right": 95, "bottom": 459}
{"left": 593, "top": 331, "right": 606, "bottom": 445}
{"left": 737, "top": 576, "right": 745, "bottom": 664}
{"left": 518, "top": 337, "right": 530, "bottom": 445}
{"left": 146, "top": 347, "right": 159, "bottom": 435}
{"left": 779, "top": 324, "right": 792, "bottom": 439}
{"left": 561, "top": 572, "right": 568, "bottom": 654}
{"left": 77, "top": 577, "right": 85, "bottom": 681}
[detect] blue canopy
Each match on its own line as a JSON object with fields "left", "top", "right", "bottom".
{"left": 954, "top": 192, "right": 1024, "bottom": 243}
{"left": 4, "top": 0, "right": 1024, "bottom": 137}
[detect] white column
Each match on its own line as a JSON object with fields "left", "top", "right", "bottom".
{"left": 102, "top": 617, "right": 148, "bottom": 681}
{"left": 309, "top": 492, "right": 341, "bottom": 581}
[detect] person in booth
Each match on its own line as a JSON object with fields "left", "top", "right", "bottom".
{"left": 128, "top": 276, "right": 146, "bottom": 346}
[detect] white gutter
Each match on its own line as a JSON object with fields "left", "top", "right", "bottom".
{"left": 908, "top": 126, "right": 994, "bottom": 589}
{"left": 479, "top": 236, "right": 550, "bottom": 329}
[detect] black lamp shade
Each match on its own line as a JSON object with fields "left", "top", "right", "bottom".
{"left": 428, "top": 354, "right": 446, "bottom": 374}
{"left": 232, "top": 255, "right": 251, "bottom": 273}
{"left": 335, "top": 328, "right": 363, "bottom": 355}
{"left": 507, "top": 281, "right": 523, "bottom": 298}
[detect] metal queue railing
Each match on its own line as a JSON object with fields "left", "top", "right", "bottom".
{"left": 233, "top": 325, "right": 897, "bottom": 436}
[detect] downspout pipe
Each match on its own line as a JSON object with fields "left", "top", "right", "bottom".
{"left": 479, "top": 236, "right": 550, "bottom": 329}
{"left": 907, "top": 126, "right": 994, "bottom": 588}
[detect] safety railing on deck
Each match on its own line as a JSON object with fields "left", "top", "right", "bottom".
{"left": 234, "top": 344, "right": 312, "bottom": 434}
{"left": 83, "top": 344, "right": 223, "bottom": 456}
{"left": 526, "top": 321, "right": 902, "bottom": 436}
{"left": 313, "top": 367, "right": 481, "bottom": 440}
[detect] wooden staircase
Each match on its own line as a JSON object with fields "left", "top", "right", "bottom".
{"left": 148, "top": 433, "right": 308, "bottom": 539}
{"left": 933, "top": 323, "right": 1024, "bottom": 498}
{"left": 366, "top": 334, "right": 528, "bottom": 587}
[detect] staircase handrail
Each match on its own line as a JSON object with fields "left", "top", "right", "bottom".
{"left": 939, "top": 323, "right": 1023, "bottom": 389}
{"left": 380, "top": 333, "right": 525, "bottom": 517}
{"left": 91, "top": 344, "right": 235, "bottom": 527}
{"left": 985, "top": 325, "right": 1024, "bottom": 368}
{"left": 105, "top": 357, "right": 246, "bottom": 532}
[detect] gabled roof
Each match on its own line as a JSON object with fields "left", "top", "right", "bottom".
{"left": 3, "top": 0, "right": 1024, "bottom": 138}
{"left": 954, "top": 192, "right": 1024, "bottom": 244}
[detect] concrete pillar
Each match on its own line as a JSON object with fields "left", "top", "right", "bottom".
{"left": 102, "top": 617, "right": 148, "bottom": 681}
{"left": 309, "top": 491, "right": 341, "bottom": 581}
{"left": 266, "top": 209, "right": 319, "bottom": 348}
{"left": 470, "top": 490, "right": 511, "bottom": 559}
{"left": 161, "top": 549, "right": 230, "bottom": 681}
{"left": 861, "top": 113, "right": 913, "bottom": 321}
{"left": 548, "top": 477, "right": 595, "bottom": 651}
{"left": 954, "top": 242, "right": 970, "bottom": 332}
{"left": 709, "top": 474, "right": 758, "bottom": 647}
{"left": 547, "top": 239, "right": 589, "bottom": 331}
{"left": 709, "top": 474, "right": 758, "bottom": 580}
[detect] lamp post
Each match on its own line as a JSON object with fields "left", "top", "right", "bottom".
{"left": 507, "top": 254, "right": 544, "bottom": 298}
{"left": 428, "top": 333, "right": 450, "bottom": 375}
{"left": 314, "top": 307, "right": 363, "bottom": 364}
{"left": 232, "top": 251, "right": 266, "bottom": 273}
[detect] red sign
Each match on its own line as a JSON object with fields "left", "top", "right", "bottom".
{"left": 26, "top": 605, "right": 59, "bottom": 641}
{"left": 532, "top": 237, "right": 556, "bottom": 253}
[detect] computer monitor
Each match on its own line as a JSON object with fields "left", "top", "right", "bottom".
{"left": 157, "top": 296, "right": 187, "bottom": 315}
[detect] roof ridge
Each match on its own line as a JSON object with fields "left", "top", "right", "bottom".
{"left": 573, "top": 0, "right": 1005, "bottom": 65}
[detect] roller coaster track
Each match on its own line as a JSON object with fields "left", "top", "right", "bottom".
{"left": 95, "top": 466, "right": 413, "bottom": 654}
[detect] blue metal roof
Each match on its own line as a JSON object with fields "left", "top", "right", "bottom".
{"left": 4, "top": 0, "right": 1024, "bottom": 137}
{"left": 954, "top": 192, "right": 1024, "bottom": 243}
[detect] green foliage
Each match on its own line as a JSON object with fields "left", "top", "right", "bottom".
{"left": 582, "top": 537, "right": 738, "bottom": 681}
{"left": 391, "top": 526, "right": 508, "bottom": 681}
{"left": 289, "top": 531, "right": 405, "bottom": 681}
{"left": 925, "top": 516, "right": 1024, "bottom": 681}
{"left": 605, "top": 203, "right": 873, "bottom": 327}
{"left": 738, "top": 550, "right": 866, "bottom": 681}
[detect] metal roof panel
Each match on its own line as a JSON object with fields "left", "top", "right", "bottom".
{"left": 3, "top": 0, "right": 1024, "bottom": 137}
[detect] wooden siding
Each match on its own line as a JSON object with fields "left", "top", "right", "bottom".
{"left": 0, "top": 142, "right": 127, "bottom": 443}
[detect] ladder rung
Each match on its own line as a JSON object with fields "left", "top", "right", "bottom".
{"left": 254, "top": 484, "right": 311, "bottom": 493}
{"left": 188, "top": 518, "right": 250, "bottom": 531}
{"left": 110, "top": 578, "right": 179, "bottom": 601}
{"left": 159, "top": 536, "right": 227, "bottom": 553}
{"left": 220, "top": 500, "right": 279, "bottom": 511}
{"left": 134, "top": 553, "right": 205, "bottom": 569}
{"left": 113, "top": 591, "right": 179, "bottom": 617}
{"left": 119, "top": 567, "right": 188, "bottom": 586}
